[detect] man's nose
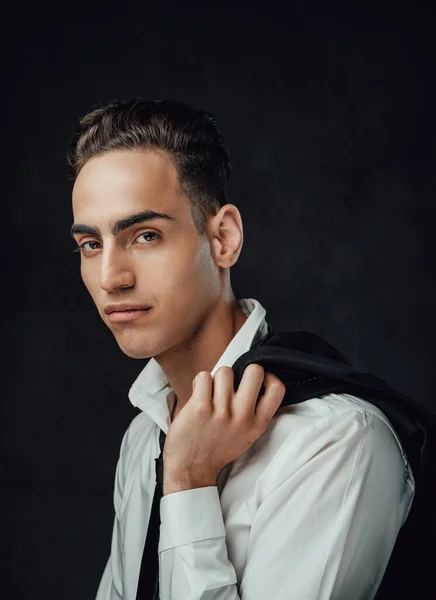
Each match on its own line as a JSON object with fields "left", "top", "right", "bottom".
{"left": 99, "top": 247, "right": 136, "bottom": 292}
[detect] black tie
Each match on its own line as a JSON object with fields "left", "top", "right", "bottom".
{"left": 135, "top": 427, "right": 167, "bottom": 600}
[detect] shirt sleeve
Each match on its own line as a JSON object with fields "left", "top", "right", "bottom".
{"left": 158, "top": 486, "right": 237, "bottom": 600}
{"left": 94, "top": 515, "right": 123, "bottom": 600}
{"left": 95, "top": 416, "right": 139, "bottom": 600}
{"left": 157, "top": 409, "right": 415, "bottom": 600}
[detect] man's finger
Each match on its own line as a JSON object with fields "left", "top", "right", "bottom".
{"left": 211, "top": 366, "right": 233, "bottom": 414}
{"left": 234, "top": 363, "right": 265, "bottom": 417}
{"left": 254, "top": 372, "right": 286, "bottom": 426}
{"left": 192, "top": 371, "right": 214, "bottom": 413}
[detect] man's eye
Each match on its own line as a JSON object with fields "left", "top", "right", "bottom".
{"left": 72, "top": 241, "right": 100, "bottom": 254}
{"left": 137, "top": 232, "right": 160, "bottom": 243}
{"left": 72, "top": 231, "right": 161, "bottom": 255}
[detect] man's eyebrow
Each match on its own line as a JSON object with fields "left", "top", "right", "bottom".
{"left": 70, "top": 210, "right": 176, "bottom": 238}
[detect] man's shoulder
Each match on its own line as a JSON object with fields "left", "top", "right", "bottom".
{"left": 263, "top": 392, "right": 406, "bottom": 474}
{"left": 280, "top": 391, "right": 389, "bottom": 424}
{"left": 268, "top": 392, "right": 413, "bottom": 483}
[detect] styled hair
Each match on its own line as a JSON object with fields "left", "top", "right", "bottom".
{"left": 67, "top": 98, "right": 231, "bottom": 236}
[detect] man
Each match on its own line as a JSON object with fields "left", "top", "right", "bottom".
{"left": 68, "top": 99, "right": 414, "bottom": 600}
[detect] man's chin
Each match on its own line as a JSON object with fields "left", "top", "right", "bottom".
{"left": 110, "top": 333, "right": 158, "bottom": 360}
{"left": 119, "top": 346, "right": 156, "bottom": 360}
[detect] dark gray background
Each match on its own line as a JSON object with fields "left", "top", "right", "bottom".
{"left": 4, "top": 3, "right": 435, "bottom": 599}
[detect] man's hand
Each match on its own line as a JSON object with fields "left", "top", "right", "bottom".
{"left": 162, "top": 364, "right": 286, "bottom": 494}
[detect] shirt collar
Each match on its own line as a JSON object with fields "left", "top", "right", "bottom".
{"left": 127, "top": 298, "right": 269, "bottom": 431}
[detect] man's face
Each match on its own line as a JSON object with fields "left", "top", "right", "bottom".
{"left": 71, "top": 149, "right": 222, "bottom": 359}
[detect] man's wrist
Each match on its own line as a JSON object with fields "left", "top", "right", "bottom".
{"left": 163, "top": 468, "right": 218, "bottom": 496}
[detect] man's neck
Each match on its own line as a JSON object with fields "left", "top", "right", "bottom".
{"left": 156, "top": 296, "right": 249, "bottom": 413}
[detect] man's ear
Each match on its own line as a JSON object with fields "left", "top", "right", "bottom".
{"left": 208, "top": 204, "right": 244, "bottom": 268}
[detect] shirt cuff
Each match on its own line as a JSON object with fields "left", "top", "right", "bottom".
{"left": 158, "top": 486, "right": 226, "bottom": 553}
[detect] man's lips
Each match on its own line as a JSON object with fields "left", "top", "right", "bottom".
{"left": 106, "top": 307, "right": 152, "bottom": 323}
{"left": 104, "top": 303, "right": 152, "bottom": 314}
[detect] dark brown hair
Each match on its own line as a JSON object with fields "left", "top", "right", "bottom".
{"left": 67, "top": 98, "right": 232, "bottom": 235}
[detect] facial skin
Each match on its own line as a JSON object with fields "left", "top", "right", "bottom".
{"left": 71, "top": 149, "right": 248, "bottom": 410}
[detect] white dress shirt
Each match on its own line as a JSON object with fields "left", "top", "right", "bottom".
{"left": 95, "top": 298, "right": 415, "bottom": 600}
